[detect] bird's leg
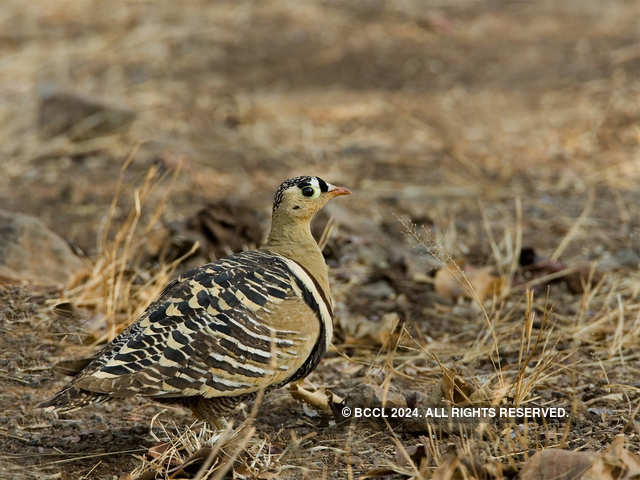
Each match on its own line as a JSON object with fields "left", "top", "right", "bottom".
{"left": 198, "top": 410, "right": 231, "bottom": 433}
{"left": 187, "top": 398, "right": 232, "bottom": 432}
{"left": 209, "top": 416, "right": 229, "bottom": 432}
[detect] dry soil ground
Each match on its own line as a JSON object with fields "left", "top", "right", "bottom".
{"left": 1, "top": 0, "right": 640, "bottom": 479}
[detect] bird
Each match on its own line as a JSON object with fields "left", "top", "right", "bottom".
{"left": 39, "top": 176, "right": 351, "bottom": 428}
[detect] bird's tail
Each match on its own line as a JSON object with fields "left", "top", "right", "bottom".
{"left": 38, "top": 385, "right": 109, "bottom": 413}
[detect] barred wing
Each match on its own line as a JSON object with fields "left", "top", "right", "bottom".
{"left": 73, "top": 250, "right": 331, "bottom": 399}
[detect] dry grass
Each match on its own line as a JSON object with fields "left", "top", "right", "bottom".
{"left": 127, "top": 420, "right": 252, "bottom": 480}
{"left": 50, "top": 152, "right": 197, "bottom": 345}
{"left": 349, "top": 196, "right": 640, "bottom": 478}
{"left": 1, "top": 0, "right": 640, "bottom": 479}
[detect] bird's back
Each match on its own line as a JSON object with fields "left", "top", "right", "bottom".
{"left": 40, "top": 249, "right": 332, "bottom": 412}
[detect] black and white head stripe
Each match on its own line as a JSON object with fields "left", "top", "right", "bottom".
{"left": 272, "top": 176, "right": 330, "bottom": 211}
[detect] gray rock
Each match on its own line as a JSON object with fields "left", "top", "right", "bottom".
{"left": 598, "top": 248, "right": 640, "bottom": 271}
{"left": 363, "top": 279, "right": 395, "bottom": 299}
{"left": 615, "top": 248, "right": 640, "bottom": 268}
{"left": 38, "top": 87, "right": 135, "bottom": 140}
{"left": 0, "top": 209, "right": 83, "bottom": 286}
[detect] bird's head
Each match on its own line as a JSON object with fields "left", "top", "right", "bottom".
{"left": 272, "top": 176, "right": 351, "bottom": 221}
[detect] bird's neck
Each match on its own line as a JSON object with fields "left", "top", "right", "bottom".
{"left": 264, "top": 214, "right": 330, "bottom": 298}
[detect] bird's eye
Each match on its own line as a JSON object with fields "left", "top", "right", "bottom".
{"left": 301, "top": 186, "right": 315, "bottom": 197}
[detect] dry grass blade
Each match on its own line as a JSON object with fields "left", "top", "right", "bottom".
{"left": 41, "top": 449, "right": 146, "bottom": 466}
{"left": 398, "top": 215, "right": 504, "bottom": 384}
{"left": 51, "top": 153, "right": 193, "bottom": 343}
{"left": 512, "top": 294, "right": 561, "bottom": 405}
{"left": 550, "top": 188, "right": 595, "bottom": 262}
{"left": 508, "top": 197, "right": 523, "bottom": 287}
{"left": 317, "top": 216, "right": 335, "bottom": 251}
{"left": 130, "top": 393, "right": 264, "bottom": 479}
{"left": 130, "top": 421, "right": 228, "bottom": 479}
{"left": 209, "top": 425, "right": 255, "bottom": 480}
{"left": 383, "top": 417, "right": 426, "bottom": 480}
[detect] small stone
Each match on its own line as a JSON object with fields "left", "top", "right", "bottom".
{"left": 0, "top": 209, "right": 83, "bottom": 286}
{"left": 38, "top": 87, "right": 136, "bottom": 140}
{"left": 363, "top": 280, "right": 395, "bottom": 299}
{"left": 615, "top": 248, "right": 640, "bottom": 268}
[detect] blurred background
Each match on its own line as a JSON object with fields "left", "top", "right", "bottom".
{"left": 2, "top": 1, "right": 640, "bottom": 478}
{"left": 1, "top": 0, "right": 639, "bottom": 253}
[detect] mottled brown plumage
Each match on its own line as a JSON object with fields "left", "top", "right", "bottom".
{"left": 39, "top": 176, "right": 350, "bottom": 427}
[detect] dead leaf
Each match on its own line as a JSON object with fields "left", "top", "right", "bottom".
{"left": 434, "top": 266, "right": 463, "bottom": 299}
{"left": 520, "top": 436, "right": 640, "bottom": 480}
{"left": 395, "top": 443, "right": 429, "bottom": 472}
{"left": 520, "top": 449, "right": 595, "bottom": 480}
{"left": 289, "top": 381, "right": 344, "bottom": 414}
{"left": 432, "top": 455, "right": 464, "bottom": 480}
{"left": 441, "top": 367, "right": 477, "bottom": 405}
{"left": 371, "top": 383, "right": 407, "bottom": 409}
{"left": 585, "top": 435, "right": 640, "bottom": 480}
{"left": 147, "top": 442, "right": 174, "bottom": 461}
{"left": 434, "top": 264, "right": 502, "bottom": 301}
{"left": 343, "top": 311, "right": 401, "bottom": 347}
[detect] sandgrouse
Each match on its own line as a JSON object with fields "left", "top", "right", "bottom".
{"left": 40, "top": 176, "right": 350, "bottom": 427}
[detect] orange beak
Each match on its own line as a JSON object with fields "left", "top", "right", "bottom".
{"left": 328, "top": 185, "right": 352, "bottom": 197}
